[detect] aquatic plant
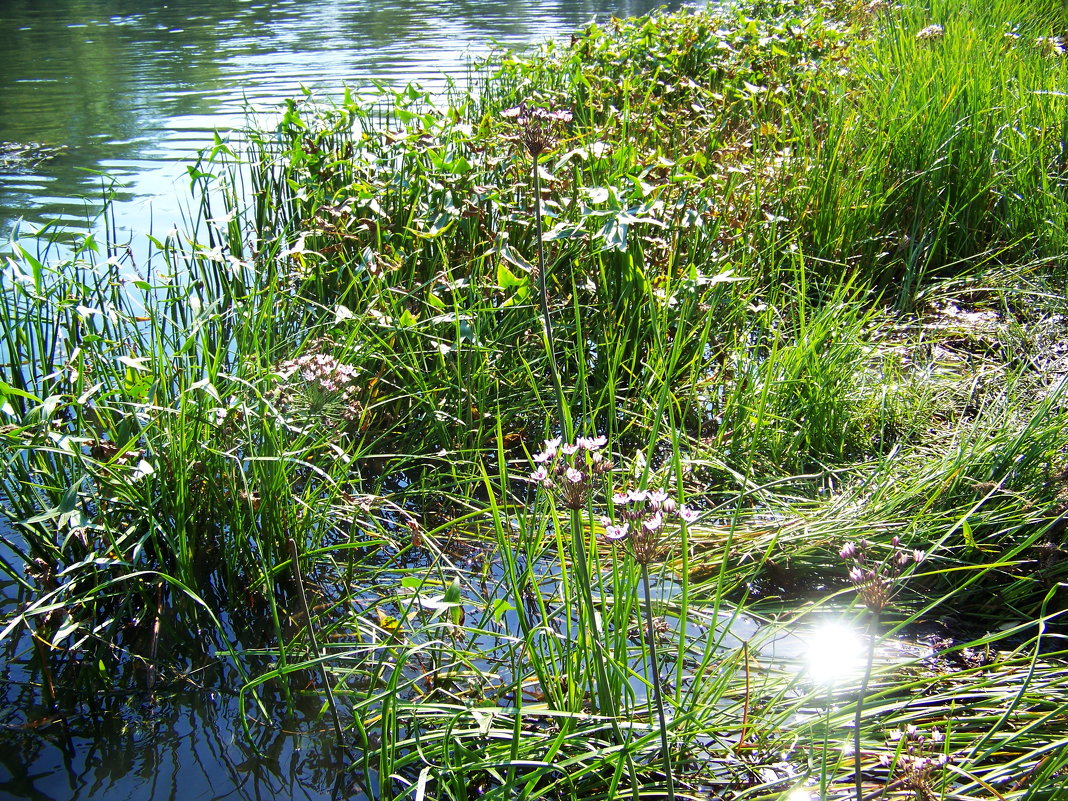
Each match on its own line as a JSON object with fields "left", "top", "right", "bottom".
{"left": 270, "top": 349, "right": 364, "bottom": 430}
{"left": 841, "top": 537, "right": 925, "bottom": 800}
{"left": 502, "top": 102, "right": 573, "bottom": 439}
{"left": 883, "top": 725, "right": 952, "bottom": 801}
{"left": 2, "top": 0, "right": 1068, "bottom": 797}
{"left": 602, "top": 487, "right": 698, "bottom": 801}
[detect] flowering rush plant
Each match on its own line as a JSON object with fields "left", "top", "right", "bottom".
{"left": 839, "top": 536, "right": 924, "bottom": 613}
{"left": 529, "top": 435, "right": 613, "bottom": 510}
{"left": 501, "top": 103, "right": 573, "bottom": 157}
{"left": 270, "top": 352, "right": 363, "bottom": 429}
{"left": 604, "top": 488, "right": 698, "bottom": 565}
{"left": 528, "top": 436, "right": 698, "bottom": 564}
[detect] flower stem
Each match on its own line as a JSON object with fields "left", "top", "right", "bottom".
{"left": 820, "top": 685, "right": 832, "bottom": 801}
{"left": 641, "top": 563, "right": 675, "bottom": 801}
{"left": 532, "top": 158, "right": 570, "bottom": 440}
{"left": 571, "top": 507, "right": 612, "bottom": 715}
{"left": 854, "top": 610, "right": 879, "bottom": 801}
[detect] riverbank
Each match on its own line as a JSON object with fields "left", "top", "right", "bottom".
{"left": 2, "top": 0, "right": 1068, "bottom": 798}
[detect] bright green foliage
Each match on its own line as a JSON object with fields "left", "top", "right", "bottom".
{"left": 3, "top": 0, "right": 1068, "bottom": 798}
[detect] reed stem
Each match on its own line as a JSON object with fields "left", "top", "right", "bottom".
{"left": 641, "top": 563, "right": 675, "bottom": 801}
{"left": 854, "top": 611, "right": 879, "bottom": 801}
{"left": 287, "top": 537, "right": 345, "bottom": 746}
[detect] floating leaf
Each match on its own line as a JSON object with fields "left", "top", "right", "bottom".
{"left": 375, "top": 608, "right": 402, "bottom": 635}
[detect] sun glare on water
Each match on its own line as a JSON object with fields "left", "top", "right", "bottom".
{"left": 802, "top": 620, "right": 866, "bottom": 686}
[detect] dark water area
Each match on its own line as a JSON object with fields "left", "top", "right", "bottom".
{"left": 0, "top": 657, "right": 356, "bottom": 801}
{"left": 0, "top": 0, "right": 681, "bottom": 241}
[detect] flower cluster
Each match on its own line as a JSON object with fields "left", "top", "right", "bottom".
{"left": 270, "top": 352, "right": 363, "bottom": 428}
{"left": 1036, "top": 36, "right": 1066, "bottom": 57}
{"left": 915, "top": 24, "right": 945, "bottom": 41}
{"left": 882, "top": 725, "right": 951, "bottom": 801}
{"left": 840, "top": 537, "right": 924, "bottom": 613}
{"left": 603, "top": 489, "right": 698, "bottom": 565}
{"left": 501, "top": 103, "right": 573, "bottom": 158}
{"left": 530, "top": 435, "right": 612, "bottom": 510}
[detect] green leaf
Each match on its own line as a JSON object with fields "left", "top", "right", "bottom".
{"left": 600, "top": 219, "right": 628, "bottom": 251}
{"left": 24, "top": 476, "right": 86, "bottom": 525}
{"left": 444, "top": 576, "right": 463, "bottom": 625}
{"left": 0, "top": 380, "right": 41, "bottom": 404}
{"left": 490, "top": 599, "right": 515, "bottom": 625}
{"left": 118, "top": 356, "right": 151, "bottom": 372}
{"left": 544, "top": 222, "right": 586, "bottom": 241}
{"left": 497, "top": 242, "right": 534, "bottom": 274}
{"left": 496, "top": 261, "right": 528, "bottom": 290}
{"left": 412, "top": 211, "right": 454, "bottom": 239}
{"left": 426, "top": 290, "right": 446, "bottom": 311}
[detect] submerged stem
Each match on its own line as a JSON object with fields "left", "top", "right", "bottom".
{"left": 641, "top": 563, "right": 675, "bottom": 801}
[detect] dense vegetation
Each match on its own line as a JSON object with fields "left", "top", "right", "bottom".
{"left": 3, "top": 0, "right": 1068, "bottom": 797}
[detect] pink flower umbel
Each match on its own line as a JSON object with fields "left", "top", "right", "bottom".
{"left": 270, "top": 349, "right": 363, "bottom": 429}
{"left": 839, "top": 537, "right": 925, "bottom": 614}
{"left": 501, "top": 103, "right": 573, "bottom": 157}
{"left": 529, "top": 435, "right": 613, "bottom": 510}
{"left": 604, "top": 486, "right": 699, "bottom": 565}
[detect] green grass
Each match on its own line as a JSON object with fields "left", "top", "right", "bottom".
{"left": 3, "top": 0, "right": 1068, "bottom": 797}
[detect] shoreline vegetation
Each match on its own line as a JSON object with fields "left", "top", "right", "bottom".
{"left": 3, "top": 0, "right": 1068, "bottom": 797}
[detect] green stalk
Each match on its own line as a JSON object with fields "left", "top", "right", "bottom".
{"left": 287, "top": 537, "right": 345, "bottom": 746}
{"left": 641, "top": 563, "right": 675, "bottom": 801}
{"left": 570, "top": 507, "right": 614, "bottom": 716}
{"left": 821, "top": 686, "right": 832, "bottom": 801}
{"left": 533, "top": 158, "right": 571, "bottom": 441}
{"left": 854, "top": 610, "right": 879, "bottom": 801}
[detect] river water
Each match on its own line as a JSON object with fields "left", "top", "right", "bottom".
{"left": 0, "top": 0, "right": 678, "bottom": 241}
{"left": 1, "top": 2, "right": 700, "bottom": 799}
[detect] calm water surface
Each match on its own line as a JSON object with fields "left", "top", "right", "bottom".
{"left": 1, "top": 2, "right": 695, "bottom": 798}
{"left": 0, "top": 0, "right": 678, "bottom": 240}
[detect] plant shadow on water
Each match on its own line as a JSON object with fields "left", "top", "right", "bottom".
{"left": 0, "top": 528, "right": 368, "bottom": 801}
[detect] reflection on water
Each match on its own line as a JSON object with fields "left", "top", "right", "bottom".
{"left": 0, "top": 512, "right": 364, "bottom": 801}
{"left": 0, "top": 0, "right": 680, "bottom": 239}
{"left": 801, "top": 619, "right": 865, "bottom": 686}
{"left": 0, "top": 659, "right": 361, "bottom": 801}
